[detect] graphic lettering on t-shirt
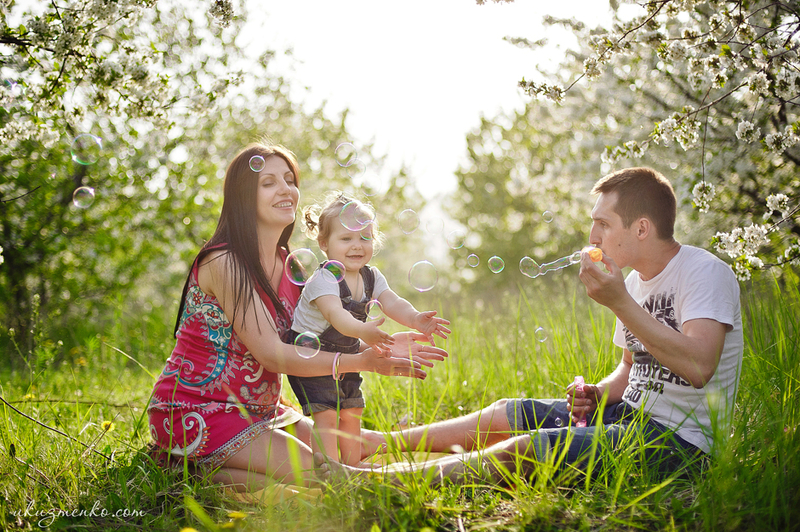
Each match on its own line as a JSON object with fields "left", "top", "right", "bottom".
{"left": 622, "top": 288, "right": 690, "bottom": 404}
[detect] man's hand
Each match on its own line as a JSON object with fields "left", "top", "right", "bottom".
{"left": 578, "top": 252, "right": 628, "bottom": 311}
{"left": 566, "top": 381, "right": 603, "bottom": 424}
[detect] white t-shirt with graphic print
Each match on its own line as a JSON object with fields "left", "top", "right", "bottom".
{"left": 613, "top": 245, "right": 743, "bottom": 454}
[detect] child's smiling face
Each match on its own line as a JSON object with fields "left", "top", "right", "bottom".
{"left": 320, "top": 222, "right": 374, "bottom": 272}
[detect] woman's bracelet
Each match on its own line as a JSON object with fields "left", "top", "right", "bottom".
{"left": 332, "top": 352, "right": 343, "bottom": 381}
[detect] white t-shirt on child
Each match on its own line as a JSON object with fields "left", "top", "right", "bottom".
{"left": 613, "top": 245, "right": 744, "bottom": 454}
{"left": 291, "top": 265, "right": 390, "bottom": 336}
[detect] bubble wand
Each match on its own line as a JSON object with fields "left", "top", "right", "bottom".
{"left": 572, "top": 375, "right": 587, "bottom": 428}
{"left": 520, "top": 245, "right": 603, "bottom": 278}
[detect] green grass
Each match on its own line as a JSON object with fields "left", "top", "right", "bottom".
{"left": 1, "top": 274, "right": 798, "bottom": 531}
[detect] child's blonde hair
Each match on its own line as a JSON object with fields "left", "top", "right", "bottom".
{"left": 302, "top": 192, "right": 384, "bottom": 251}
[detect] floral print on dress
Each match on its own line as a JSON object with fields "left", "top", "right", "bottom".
{"left": 148, "top": 249, "right": 301, "bottom": 462}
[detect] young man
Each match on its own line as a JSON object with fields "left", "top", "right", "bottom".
{"left": 321, "top": 167, "right": 744, "bottom": 485}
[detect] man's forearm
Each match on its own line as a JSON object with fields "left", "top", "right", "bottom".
{"left": 597, "top": 358, "right": 631, "bottom": 404}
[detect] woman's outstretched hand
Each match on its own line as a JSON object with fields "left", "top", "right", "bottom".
{"left": 365, "top": 331, "right": 448, "bottom": 379}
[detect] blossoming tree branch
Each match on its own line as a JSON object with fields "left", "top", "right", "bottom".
{"left": 504, "top": 0, "right": 799, "bottom": 280}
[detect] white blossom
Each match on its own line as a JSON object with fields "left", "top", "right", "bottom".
{"left": 733, "top": 261, "right": 751, "bottom": 281}
{"left": 584, "top": 57, "right": 603, "bottom": 80}
{"left": 764, "top": 128, "right": 799, "bottom": 154}
{"left": 747, "top": 255, "right": 764, "bottom": 269}
{"left": 544, "top": 84, "right": 564, "bottom": 103}
{"left": 774, "top": 68, "right": 800, "bottom": 100}
{"left": 747, "top": 71, "right": 770, "bottom": 96}
{"left": 0, "top": 245, "right": 4, "bottom": 266}
{"left": 742, "top": 223, "right": 770, "bottom": 256}
{"left": 735, "top": 120, "right": 760, "bottom": 143}
{"left": 784, "top": 241, "right": 800, "bottom": 266}
{"left": 209, "top": 0, "right": 234, "bottom": 27}
{"left": 692, "top": 181, "right": 715, "bottom": 213}
{"left": 765, "top": 193, "right": 792, "bottom": 219}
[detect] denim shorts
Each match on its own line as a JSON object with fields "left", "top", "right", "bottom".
{"left": 506, "top": 398, "right": 704, "bottom": 473}
{"left": 287, "top": 372, "right": 365, "bottom": 416}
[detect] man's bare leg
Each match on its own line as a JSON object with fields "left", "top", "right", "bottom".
{"left": 337, "top": 430, "right": 550, "bottom": 488}
{"left": 362, "top": 399, "right": 513, "bottom": 457}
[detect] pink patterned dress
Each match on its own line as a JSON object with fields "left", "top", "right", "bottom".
{"left": 148, "top": 251, "right": 303, "bottom": 468}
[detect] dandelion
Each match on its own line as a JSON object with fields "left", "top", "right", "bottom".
{"left": 227, "top": 511, "right": 247, "bottom": 520}
{"left": 101, "top": 421, "right": 115, "bottom": 432}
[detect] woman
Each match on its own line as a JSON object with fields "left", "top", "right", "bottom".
{"left": 147, "top": 143, "right": 445, "bottom": 490}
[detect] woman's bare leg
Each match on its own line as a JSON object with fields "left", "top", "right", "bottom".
{"left": 222, "top": 420, "right": 318, "bottom": 488}
{"left": 338, "top": 407, "right": 363, "bottom": 466}
{"left": 213, "top": 467, "right": 270, "bottom": 492}
{"left": 361, "top": 399, "right": 513, "bottom": 456}
{"left": 321, "top": 431, "right": 550, "bottom": 488}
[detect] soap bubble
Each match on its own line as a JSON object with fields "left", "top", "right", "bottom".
{"left": 569, "top": 251, "right": 582, "bottom": 264}
{"left": 488, "top": 256, "right": 505, "bottom": 274}
{"left": 72, "top": 186, "right": 95, "bottom": 209}
{"left": 323, "top": 260, "right": 345, "bottom": 283}
{"left": 346, "top": 158, "right": 366, "bottom": 179}
{"left": 409, "top": 260, "right": 437, "bottom": 292}
{"left": 294, "top": 331, "right": 321, "bottom": 359}
{"left": 534, "top": 326, "right": 547, "bottom": 342}
{"left": 446, "top": 230, "right": 466, "bottom": 250}
{"left": 4, "top": 80, "right": 25, "bottom": 102}
{"left": 366, "top": 299, "right": 384, "bottom": 320}
{"left": 339, "top": 201, "right": 374, "bottom": 231}
{"left": 249, "top": 155, "right": 265, "bottom": 172}
{"left": 554, "top": 417, "right": 564, "bottom": 428}
{"left": 360, "top": 224, "right": 374, "bottom": 241}
{"left": 426, "top": 218, "right": 444, "bottom": 235}
{"left": 398, "top": 209, "right": 419, "bottom": 234}
{"left": 335, "top": 142, "right": 357, "bottom": 167}
{"left": 284, "top": 248, "right": 319, "bottom": 286}
{"left": 467, "top": 254, "right": 480, "bottom": 268}
{"left": 542, "top": 211, "right": 554, "bottom": 223}
{"left": 70, "top": 134, "right": 103, "bottom": 165}
{"left": 519, "top": 256, "right": 540, "bottom": 278}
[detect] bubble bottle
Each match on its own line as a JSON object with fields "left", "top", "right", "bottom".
{"left": 573, "top": 375, "right": 587, "bottom": 428}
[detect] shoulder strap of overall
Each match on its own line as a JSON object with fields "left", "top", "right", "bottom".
{"left": 360, "top": 266, "right": 376, "bottom": 300}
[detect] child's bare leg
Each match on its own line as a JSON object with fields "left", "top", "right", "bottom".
{"left": 361, "top": 398, "right": 513, "bottom": 456}
{"left": 338, "top": 407, "right": 362, "bottom": 466}
{"left": 311, "top": 409, "right": 340, "bottom": 460}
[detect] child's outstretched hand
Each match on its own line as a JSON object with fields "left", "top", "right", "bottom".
{"left": 360, "top": 318, "right": 394, "bottom": 354}
{"left": 411, "top": 311, "right": 451, "bottom": 345}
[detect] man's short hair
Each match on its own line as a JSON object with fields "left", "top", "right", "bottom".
{"left": 591, "top": 167, "right": 676, "bottom": 240}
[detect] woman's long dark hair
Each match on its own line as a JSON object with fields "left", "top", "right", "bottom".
{"left": 174, "top": 143, "right": 300, "bottom": 335}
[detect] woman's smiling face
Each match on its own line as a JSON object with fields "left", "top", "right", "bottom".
{"left": 256, "top": 156, "right": 299, "bottom": 230}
